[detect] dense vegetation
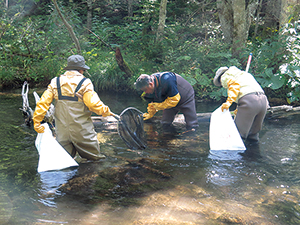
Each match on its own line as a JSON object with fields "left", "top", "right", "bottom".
{"left": 1, "top": 0, "right": 300, "bottom": 104}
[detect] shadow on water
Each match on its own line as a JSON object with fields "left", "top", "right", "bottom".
{"left": 1, "top": 91, "right": 300, "bottom": 224}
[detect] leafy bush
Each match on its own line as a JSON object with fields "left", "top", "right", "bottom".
{"left": 0, "top": 0, "right": 299, "bottom": 106}
{"left": 247, "top": 20, "right": 300, "bottom": 103}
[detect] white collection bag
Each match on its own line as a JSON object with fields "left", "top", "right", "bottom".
{"left": 35, "top": 123, "right": 78, "bottom": 172}
{"left": 209, "top": 106, "right": 246, "bottom": 151}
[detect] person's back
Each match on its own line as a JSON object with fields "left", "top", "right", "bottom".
{"left": 33, "top": 55, "right": 113, "bottom": 161}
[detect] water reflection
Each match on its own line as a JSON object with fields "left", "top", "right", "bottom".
{"left": 37, "top": 169, "right": 78, "bottom": 208}
{"left": 1, "top": 91, "right": 300, "bottom": 224}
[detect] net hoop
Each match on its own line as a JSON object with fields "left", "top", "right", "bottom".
{"left": 117, "top": 107, "right": 147, "bottom": 150}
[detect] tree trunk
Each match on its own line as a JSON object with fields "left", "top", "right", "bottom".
{"left": 217, "top": 0, "right": 259, "bottom": 57}
{"left": 217, "top": 0, "right": 233, "bottom": 44}
{"left": 86, "top": 0, "right": 92, "bottom": 31}
{"left": 253, "top": 0, "right": 263, "bottom": 38}
{"left": 156, "top": 0, "right": 168, "bottom": 43}
{"left": 279, "top": 0, "right": 300, "bottom": 27}
{"left": 128, "top": 0, "right": 133, "bottom": 18}
{"left": 264, "top": 0, "right": 281, "bottom": 30}
{"left": 115, "top": 47, "right": 133, "bottom": 79}
{"left": 52, "top": 0, "right": 81, "bottom": 54}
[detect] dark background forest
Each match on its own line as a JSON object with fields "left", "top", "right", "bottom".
{"left": 1, "top": 0, "right": 300, "bottom": 105}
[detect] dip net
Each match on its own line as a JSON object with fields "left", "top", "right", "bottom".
{"left": 117, "top": 107, "right": 147, "bottom": 150}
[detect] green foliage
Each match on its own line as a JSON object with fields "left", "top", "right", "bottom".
{"left": 0, "top": 0, "right": 300, "bottom": 105}
{"left": 246, "top": 20, "right": 300, "bottom": 102}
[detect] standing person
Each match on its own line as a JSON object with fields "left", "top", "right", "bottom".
{"left": 213, "top": 66, "right": 269, "bottom": 143}
{"left": 134, "top": 71, "right": 198, "bottom": 131}
{"left": 33, "top": 55, "right": 114, "bottom": 161}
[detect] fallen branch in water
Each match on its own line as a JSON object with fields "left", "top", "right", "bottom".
{"left": 266, "top": 105, "right": 300, "bottom": 118}
{"left": 92, "top": 105, "right": 300, "bottom": 127}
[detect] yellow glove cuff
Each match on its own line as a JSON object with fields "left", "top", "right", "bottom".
{"left": 152, "top": 93, "right": 181, "bottom": 110}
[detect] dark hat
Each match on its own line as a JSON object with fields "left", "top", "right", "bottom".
{"left": 63, "top": 55, "right": 90, "bottom": 70}
{"left": 213, "top": 66, "right": 228, "bottom": 86}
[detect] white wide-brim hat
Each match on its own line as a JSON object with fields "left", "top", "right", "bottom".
{"left": 213, "top": 66, "right": 228, "bottom": 86}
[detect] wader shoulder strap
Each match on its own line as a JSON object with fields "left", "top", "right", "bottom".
{"left": 57, "top": 77, "right": 87, "bottom": 101}
{"left": 154, "top": 73, "right": 163, "bottom": 100}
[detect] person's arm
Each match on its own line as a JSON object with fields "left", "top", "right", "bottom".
{"left": 33, "top": 90, "right": 54, "bottom": 133}
{"left": 150, "top": 93, "right": 181, "bottom": 110}
{"left": 83, "top": 91, "right": 112, "bottom": 117}
{"left": 221, "top": 79, "right": 240, "bottom": 111}
{"left": 143, "top": 93, "right": 181, "bottom": 120}
{"left": 143, "top": 73, "right": 180, "bottom": 120}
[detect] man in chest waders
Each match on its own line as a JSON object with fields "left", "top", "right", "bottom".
{"left": 33, "top": 55, "right": 114, "bottom": 161}
{"left": 134, "top": 72, "right": 199, "bottom": 132}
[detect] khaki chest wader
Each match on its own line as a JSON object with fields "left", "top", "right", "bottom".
{"left": 54, "top": 77, "right": 102, "bottom": 160}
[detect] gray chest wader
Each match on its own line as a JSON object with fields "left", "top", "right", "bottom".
{"left": 159, "top": 74, "right": 199, "bottom": 129}
{"left": 54, "top": 77, "right": 102, "bottom": 160}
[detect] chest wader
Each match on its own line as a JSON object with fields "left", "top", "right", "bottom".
{"left": 54, "top": 77, "right": 102, "bottom": 160}
{"left": 235, "top": 92, "right": 268, "bottom": 142}
{"left": 161, "top": 74, "right": 199, "bottom": 129}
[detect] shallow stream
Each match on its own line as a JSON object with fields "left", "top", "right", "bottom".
{"left": 0, "top": 90, "right": 300, "bottom": 225}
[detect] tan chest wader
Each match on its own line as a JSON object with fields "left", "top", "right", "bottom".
{"left": 54, "top": 77, "right": 103, "bottom": 160}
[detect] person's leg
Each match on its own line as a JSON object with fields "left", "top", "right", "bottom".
{"left": 72, "top": 128, "right": 105, "bottom": 160}
{"left": 55, "top": 124, "right": 77, "bottom": 157}
{"left": 180, "top": 98, "right": 198, "bottom": 130}
{"left": 235, "top": 94, "right": 260, "bottom": 140}
{"left": 161, "top": 107, "right": 178, "bottom": 126}
{"left": 247, "top": 94, "right": 268, "bottom": 141}
{"left": 161, "top": 108, "right": 178, "bottom": 133}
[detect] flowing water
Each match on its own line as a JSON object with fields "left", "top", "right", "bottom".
{"left": 1, "top": 90, "right": 300, "bottom": 225}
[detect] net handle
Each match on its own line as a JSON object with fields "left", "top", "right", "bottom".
{"left": 111, "top": 113, "right": 120, "bottom": 120}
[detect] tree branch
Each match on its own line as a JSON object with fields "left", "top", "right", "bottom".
{"left": 52, "top": 0, "right": 81, "bottom": 54}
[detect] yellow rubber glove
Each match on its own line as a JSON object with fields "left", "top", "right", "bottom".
{"left": 151, "top": 93, "right": 181, "bottom": 110}
{"left": 143, "top": 103, "right": 158, "bottom": 120}
{"left": 221, "top": 79, "right": 240, "bottom": 112}
{"left": 33, "top": 90, "right": 54, "bottom": 133}
{"left": 83, "top": 91, "right": 112, "bottom": 117}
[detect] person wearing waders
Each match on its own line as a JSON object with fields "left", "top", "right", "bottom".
{"left": 213, "top": 66, "right": 269, "bottom": 144}
{"left": 134, "top": 72, "right": 198, "bottom": 132}
{"left": 33, "top": 55, "right": 114, "bottom": 162}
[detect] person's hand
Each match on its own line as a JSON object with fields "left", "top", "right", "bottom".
{"left": 234, "top": 108, "right": 238, "bottom": 115}
{"left": 34, "top": 122, "right": 45, "bottom": 133}
{"left": 143, "top": 103, "right": 158, "bottom": 120}
{"left": 221, "top": 101, "right": 231, "bottom": 112}
{"left": 143, "top": 112, "right": 153, "bottom": 120}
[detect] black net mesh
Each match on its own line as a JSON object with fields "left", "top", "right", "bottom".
{"left": 117, "top": 107, "right": 147, "bottom": 150}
